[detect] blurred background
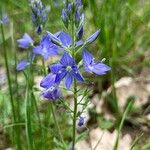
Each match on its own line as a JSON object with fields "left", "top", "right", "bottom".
{"left": 0, "top": 0, "right": 150, "bottom": 149}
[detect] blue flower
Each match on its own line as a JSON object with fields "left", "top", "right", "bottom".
{"left": 83, "top": 50, "right": 111, "bottom": 75}
{"left": 16, "top": 60, "right": 30, "bottom": 71}
{"left": 42, "top": 88, "right": 61, "bottom": 100}
{"left": 40, "top": 73, "right": 61, "bottom": 100}
{"left": 50, "top": 52, "right": 84, "bottom": 89}
{"left": 78, "top": 116, "right": 84, "bottom": 126}
{"left": 17, "top": 33, "right": 34, "bottom": 49}
{"left": 33, "top": 34, "right": 61, "bottom": 60}
{"left": 40, "top": 73, "right": 57, "bottom": 88}
{"left": 0, "top": 14, "right": 9, "bottom": 25}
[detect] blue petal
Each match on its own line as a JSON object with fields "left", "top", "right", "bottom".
{"left": 86, "top": 30, "right": 100, "bottom": 44}
{"left": 60, "top": 52, "right": 75, "bottom": 66}
{"left": 50, "top": 64, "right": 64, "bottom": 74}
{"left": 33, "top": 46, "right": 42, "bottom": 55}
{"left": 82, "top": 50, "right": 93, "bottom": 65}
{"left": 67, "top": 3, "right": 72, "bottom": 12}
{"left": 16, "top": 60, "right": 29, "bottom": 71}
{"left": 0, "top": 14, "right": 9, "bottom": 24}
{"left": 55, "top": 71, "right": 67, "bottom": 83}
{"left": 83, "top": 64, "right": 93, "bottom": 73}
{"left": 17, "top": 33, "right": 34, "bottom": 49}
{"left": 42, "top": 88, "right": 61, "bottom": 100}
{"left": 71, "top": 70, "right": 84, "bottom": 82}
{"left": 58, "top": 32, "right": 72, "bottom": 47}
{"left": 54, "top": 31, "right": 61, "bottom": 37}
{"left": 40, "top": 73, "right": 56, "bottom": 88}
{"left": 47, "top": 31, "right": 62, "bottom": 46}
{"left": 33, "top": 35, "right": 59, "bottom": 60}
{"left": 92, "top": 63, "right": 111, "bottom": 75}
{"left": 61, "top": 9, "right": 67, "bottom": 22}
{"left": 21, "top": 33, "right": 33, "bottom": 44}
{"left": 33, "top": 45, "right": 48, "bottom": 60}
{"left": 78, "top": 116, "right": 84, "bottom": 126}
{"left": 77, "top": 25, "right": 84, "bottom": 40}
{"left": 76, "top": 40, "right": 84, "bottom": 47}
{"left": 77, "top": 0, "right": 82, "bottom": 7}
{"left": 36, "top": 25, "right": 42, "bottom": 33}
{"left": 75, "top": 9, "right": 80, "bottom": 24}
{"left": 65, "top": 73, "right": 73, "bottom": 89}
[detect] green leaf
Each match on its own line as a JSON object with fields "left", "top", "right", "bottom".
{"left": 76, "top": 131, "right": 88, "bottom": 143}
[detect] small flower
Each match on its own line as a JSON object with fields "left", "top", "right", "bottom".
{"left": 50, "top": 52, "right": 84, "bottom": 89}
{"left": 40, "top": 73, "right": 61, "bottom": 100}
{"left": 85, "top": 30, "right": 100, "bottom": 45}
{"left": 16, "top": 60, "right": 30, "bottom": 71}
{"left": 17, "top": 33, "right": 34, "bottom": 49}
{"left": 0, "top": 14, "right": 9, "bottom": 25}
{"left": 78, "top": 116, "right": 85, "bottom": 126}
{"left": 40, "top": 73, "right": 57, "bottom": 89}
{"left": 33, "top": 34, "right": 60, "bottom": 60}
{"left": 42, "top": 88, "right": 61, "bottom": 100}
{"left": 83, "top": 50, "right": 111, "bottom": 75}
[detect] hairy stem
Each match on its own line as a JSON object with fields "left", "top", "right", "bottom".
{"left": 71, "top": 2, "right": 77, "bottom": 148}
{"left": 72, "top": 80, "right": 78, "bottom": 150}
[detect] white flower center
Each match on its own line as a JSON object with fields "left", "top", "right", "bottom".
{"left": 66, "top": 66, "right": 72, "bottom": 71}
{"left": 88, "top": 65, "right": 93, "bottom": 70}
{"left": 43, "top": 47, "right": 47, "bottom": 53}
{"left": 46, "top": 86, "right": 55, "bottom": 92}
{"left": 58, "top": 70, "right": 62, "bottom": 74}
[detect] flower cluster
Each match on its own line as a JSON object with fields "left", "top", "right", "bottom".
{"left": 29, "top": 0, "right": 50, "bottom": 33}
{"left": 62, "top": 0, "right": 84, "bottom": 40}
{"left": 17, "top": 0, "right": 111, "bottom": 100}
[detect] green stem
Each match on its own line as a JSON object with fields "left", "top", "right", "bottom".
{"left": 1, "top": 20, "right": 22, "bottom": 150}
{"left": 42, "top": 58, "right": 46, "bottom": 75}
{"left": 25, "top": 71, "right": 34, "bottom": 150}
{"left": 1, "top": 17, "right": 16, "bottom": 126}
{"left": 72, "top": 80, "right": 78, "bottom": 150}
{"left": 50, "top": 103, "right": 66, "bottom": 147}
{"left": 71, "top": 2, "right": 78, "bottom": 149}
{"left": 113, "top": 100, "right": 133, "bottom": 150}
{"left": 42, "top": 58, "right": 66, "bottom": 148}
{"left": 31, "top": 91, "right": 44, "bottom": 148}
{"left": 24, "top": 56, "right": 36, "bottom": 150}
